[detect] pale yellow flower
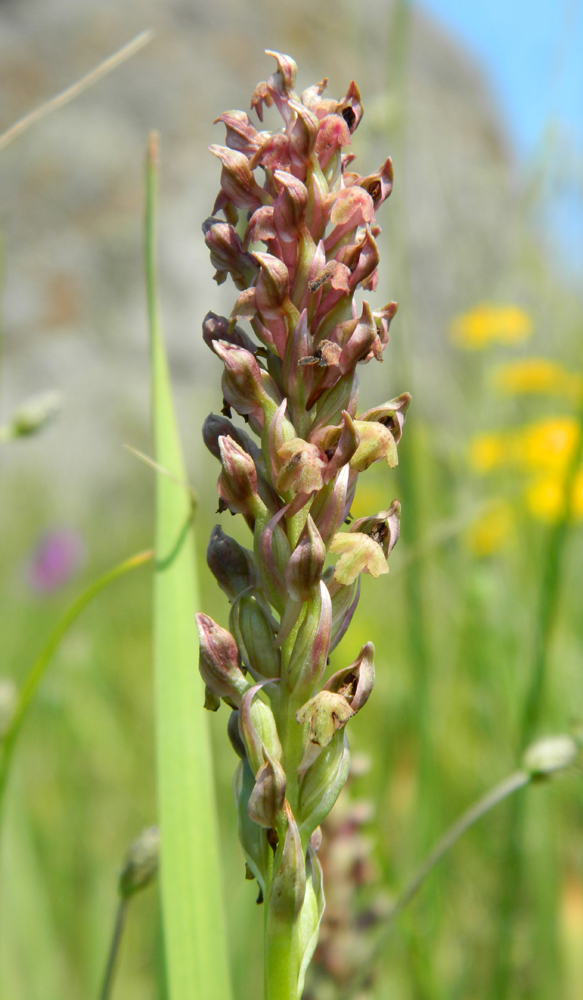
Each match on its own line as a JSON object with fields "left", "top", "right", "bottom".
{"left": 469, "top": 432, "right": 509, "bottom": 472}
{"left": 329, "top": 531, "right": 388, "bottom": 585}
{"left": 515, "top": 417, "right": 579, "bottom": 473}
{"left": 525, "top": 468, "right": 583, "bottom": 523}
{"left": 450, "top": 304, "right": 532, "bottom": 350}
{"left": 493, "top": 358, "right": 582, "bottom": 400}
{"left": 465, "top": 500, "right": 514, "bottom": 556}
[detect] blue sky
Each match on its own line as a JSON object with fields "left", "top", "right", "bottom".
{"left": 417, "top": 0, "right": 583, "bottom": 275}
{"left": 418, "top": 0, "right": 583, "bottom": 159}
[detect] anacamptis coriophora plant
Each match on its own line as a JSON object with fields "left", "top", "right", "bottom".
{"left": 197, "top": 51, "right": 410, "bottom": 1000}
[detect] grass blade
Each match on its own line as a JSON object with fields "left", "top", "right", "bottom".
{"left": 0, "top": 549, "right": 153, "bottom": 816}
{"left": 146, "top": 131, "right": 232, "bottom": 1000}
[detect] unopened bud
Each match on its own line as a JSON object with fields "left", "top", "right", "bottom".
{"left": 202, "top": 219, "right": 258, "bottom": 289}
{"left": 230, "top": 591, "right": 281, "bottom": 680}
{"left": 213, "top": 341, "right": 268, "bottom": 419}
{"left": 298, "top": 730, "right": 351, "bottom": 837}
{"left": 196, "top": 612, "right": 249, "bottom": 708}
{"left": 9, "top": 391, "right": 61, "bottom": 438}
{"left": 315, "top": 114, "right": 352, "bottom": 173}
{"left": 217, "top": 435, "right": 265, "bottom": 519}
{"left": 267, "top": 801, "right": 306, "bottom": 922}
{"left": 119, "top": 827, "right": 159, "bottom": 899}
{"left": 286, "top": 582, "right": 332, "bottom": 699}
{"left": 273, "top": 171, "right": 309, "bottom": 240}
{"left": 247, "top": 748, "right": 287, "bottom": 828}
{"left": 523, "top": 735, "right": 579, "bottom": 778}
{"left": 239, "top": 683, "right": 283, "bottom": 775}
{"left": 202, "top": 311, "right": 257, "bottom": 356}
{"left": 202, "top": 413, "right": 259, "bottom": 463}
{"left": 206, "top": 525, "right": 258, "bottom": 601}
{"left": 284, "top": 516, "right": 326, "bottom": 601}
{"left": 253, "top": 252, "right": 291, "bottom": 319}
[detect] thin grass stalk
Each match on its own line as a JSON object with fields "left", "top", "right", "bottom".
{"left": 384, "top": 0, "right": 434, "bottom": 842}
{"left": 99, "top": 899, "right": 127, "bottom": 1000}
{"left": 0, "top": 549, "right": 153, "bottom": 817}
{"left": 146, "top": 132, "right": 232, "bottom": 1000}
{"left": 492, "top": 395, "right": 583, "bottom": 1000}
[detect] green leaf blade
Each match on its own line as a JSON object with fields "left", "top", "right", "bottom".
{"left": 147, "top": 131, "right": 232, "bottom": 1000}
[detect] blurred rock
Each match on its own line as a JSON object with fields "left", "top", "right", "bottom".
{"left": 0, "top": 0, "right": 527, "bottom": 520}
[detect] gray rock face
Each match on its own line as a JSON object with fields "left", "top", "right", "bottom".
{"left": 0, "top": 0, "right": 516, "bottom": 517}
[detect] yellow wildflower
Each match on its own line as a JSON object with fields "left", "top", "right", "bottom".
{"left": 525, "top": 468, "right": 583, "bottom": 523}
{"left": 515, "top": 417, "right": 579, "bottom": 473}
{"left": 450, "top": 304, "right": 532, "bottom": 350}
{"left": 493, "top": 358, "right": 582, "bottom": 399}
{"left": 469, "top": 432, "right": 508, "bottom": 472}
{"left": 465, "top": 500, "right": 514, "bottom": 556}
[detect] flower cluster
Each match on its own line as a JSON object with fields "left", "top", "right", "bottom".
{"left": 197, "top": 51, "right": 409, "bottom": 998}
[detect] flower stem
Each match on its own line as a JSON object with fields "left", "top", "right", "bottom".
{"left": 491, "top": 400, "right": 583, "bottom": 1000}
{"left": 99, "top": 898, "right": 128, "bottom": 1000}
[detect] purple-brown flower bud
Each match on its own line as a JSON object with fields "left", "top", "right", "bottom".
{"left": 202, "top": 413, "right": 260, "bottom": 463}
{"left": 210, "top": 145, "right": 269, "bottom": 212}
{"left": 195, "top": 612, "right": 250, "bottom": 708}
{"left": 284, "top": 516, "right": 326, "bottom": 602}
{"left": 206, "top": 525, "right": 258, "bottom": 602}
{"left": 202, "top": 219, "right": 259, "bottom": 289}
{"left": 212, "top": 340, "right": 268, "bottom": 420}
{"left": 247, "top": 748, "right": 287, "bottom": 828}
{"left": 324, "top": 642, "right": 375, "bottom": 713}
{"left": 217, "top": 435, "right": 266, "bottom": 520}
{"left": 202, "top": 311, "right": 258, "bottom": 356}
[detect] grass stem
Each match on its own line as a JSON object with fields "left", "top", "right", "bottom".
{"left": 99, "top": 898, "right": 128, "bottom": 1000}
{"left": 0, "top": 549, "right": 153, "bottom": 816}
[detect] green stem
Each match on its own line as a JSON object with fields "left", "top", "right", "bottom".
{"left": 341, "top": 770, "right": 532, "bottom": 1000}
{"left": 0, "top": 549, "right": 153, "bottom": 816}
{"left": 99, "top": 898, "right": 128, "bottom": 1000}
{"left": 492, "top": 400, "right": 583, "bottom": 1000}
